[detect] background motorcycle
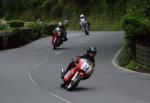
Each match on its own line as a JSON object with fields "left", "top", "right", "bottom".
{"left": 80, "top": 19, "right": 90, "bottom": 35}
{"left": 51, "top": 31, "right": 62, "bottom": 50}
{"left": 61, "top": 58, "right": 94, "bottom": 91}
{"left": 60, "top": 31, "right": 68, "bottom": 42}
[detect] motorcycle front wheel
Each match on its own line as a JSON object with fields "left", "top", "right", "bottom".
{"left": 66, "top": 74, "right": 81, "bottom": 91}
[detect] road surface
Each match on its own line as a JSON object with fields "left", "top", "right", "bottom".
{"left": 0, "top": 31, "right": 150, "bottom": 103}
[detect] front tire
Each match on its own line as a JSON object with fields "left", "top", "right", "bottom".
{"left": 66, "top": 74, "right": 81, "bottom": 91}
{"left": 85, "top": 30, "right": 89, "bottom": 35}
{"left": 60, "top": 79, "right": 66, "bottom": 88}
{"left": 67, "top": 81, "right": 74, "bottom": 91}
{"left": 83, "top": 26, "right": 89, "bottom": 35}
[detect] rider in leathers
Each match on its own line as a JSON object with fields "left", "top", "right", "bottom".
{"left": 79, "top": 14, "right": 90, "bottom": 30}
{"left": 58, "top": 22, "right": 68, "bottom": 42}
{"left": 52, "top": 27, "right": 62, "bottom": 45}
{"left": 61, "top": 46, "right": 97, "bottom": 80}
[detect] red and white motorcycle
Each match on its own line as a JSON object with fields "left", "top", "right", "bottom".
{"left": 51, "top": 28, "right": 62, "bottom": 50}
{"left": 61, "top": 58, "right": 94, "bottom": 91}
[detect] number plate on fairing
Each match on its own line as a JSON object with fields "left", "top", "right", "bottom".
{"left": 80, "top": 59, "right": 93, "bottom": 74}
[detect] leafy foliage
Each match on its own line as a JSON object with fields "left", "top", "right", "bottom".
{"left": 0, "top": 21, "right": 8, "bottom": 30}
{"left": 120, "top": 0, "right": 150, "bottom": 67}
{"left": 8, "top": 20, "right": 25, "bottom": 28}
{"left": 123, "top": 0, "right": 150, "bottom": 43}
{"left": 118, "top": 46, "right": 134, "bottom": 66}
{"left": 0, "top": 0, "right": 132, "bottom": 30}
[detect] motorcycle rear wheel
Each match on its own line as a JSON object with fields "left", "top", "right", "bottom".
{"left": 53, "top": 46, "right": 56, "bottom": 50}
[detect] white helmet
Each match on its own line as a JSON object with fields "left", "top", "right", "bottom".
{"left": 55, "top": 27, "right": 60, "bottom": 31}
{"left": 80, "top": 14, "right": 84, "bottom": 18}
{"left": 58, "top": 22, "right": 62, "bottom": 26}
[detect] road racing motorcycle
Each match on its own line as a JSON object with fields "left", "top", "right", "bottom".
{"left": 51, "top": 28, "right": 63, "bottom": 50}
{"left": 61, "top": 58, "right": 94, "bottom": 91}
{"left": 80, "top": 18, "right": 90, "bottom": 35}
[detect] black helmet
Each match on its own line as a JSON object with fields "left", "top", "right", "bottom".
{"left": 87, "top": 46, "right": 97, "bottom": 56}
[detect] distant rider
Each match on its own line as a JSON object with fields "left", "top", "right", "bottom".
{"left": 52, "top": 27, "right": 62, "bottom": 44}
{"left": 79, "top": 14, "right": 90, "bottom": 30}
{"left": 58, "top": 22, "right": 68, "bottom": 42}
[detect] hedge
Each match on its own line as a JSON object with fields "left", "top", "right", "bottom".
{"left": 7, "top": 20, "right": 25, "bottom": 28}
{"left": 0, "top": 22, "right": 57, "bottom": 49}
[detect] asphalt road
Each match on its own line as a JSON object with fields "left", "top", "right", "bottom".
{"left": 0, "top": 31, "right": 150, "bottom": 103}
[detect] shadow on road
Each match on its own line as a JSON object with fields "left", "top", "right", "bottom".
{"left": 55, "top": 47, "right": 69, "bottom": 50}
{"left": 70, "top": 86, "right": 96, "bottom": 92}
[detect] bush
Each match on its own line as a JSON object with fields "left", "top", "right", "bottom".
{"left": 123, "top": 0, "right": 150, "bottom": 45}
{"left": 0, "top": 21, "right": 10, "bottom": 30}
{"left": 122, "top": 8, "right": 150, "bottom": 66}
{"left": 8, "top": 20, "right": 25, "bottom": 28}
{"left": 0, "top": 23, "right": 7, "bottom": 30}
{"left": 25, "top": 21, "right": 47, "bottom": 39}
{"left": 11, "top": 28, "right": 32, "bottom": 46}
{"left": 0, "top": 21, "right": 56, "bottom": 50}
{"left": 123, "top": 15, "right": 150, "bottom": 40}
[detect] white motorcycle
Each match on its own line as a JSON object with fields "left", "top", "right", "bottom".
{"left": 80, "top": 18, "right": 90, "bottom": 35}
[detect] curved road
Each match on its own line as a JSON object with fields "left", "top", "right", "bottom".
{"left": 0, "top": 31, "right": 150, "bottom": 103}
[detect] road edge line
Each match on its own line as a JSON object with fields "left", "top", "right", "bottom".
{"left": 112, "top": 48, "right": 150, "bottom": 76}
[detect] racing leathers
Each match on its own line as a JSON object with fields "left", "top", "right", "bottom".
{"left": 58, "top": 25, "right": 68, "bottom": 42}
{"left": 62, "top": 54, "right": 95, "bottom": 80}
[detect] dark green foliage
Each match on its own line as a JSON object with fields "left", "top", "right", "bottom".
{"left": 0, "top": 20, "right": 57, "bottom": 49}
{"left": 8, "top": 20, "right": 25, "bottom": 28}
{"left": 73, "top": 0, "right": 87, "bottom": 6}
{"left": 0, "top": 22, "right": 56, "bottom": 49}
{"left": 23, "top": 0, "right": 44, "bottom": 8}
{"left": 0, "top": 0, "right": 4, "bottom": 17}
{"left": 11, "top": 28, "right": 32, "bottom": 46}
{"left": 123, "top": 0, "right": 150, "bottom": 44}
{"left": 0, "top": 0, "right": 131, "bottom": 30}
{"left": 41, "top": 0, "right": 55, "bottom": 11}
{"left": 120, "top": 0, "right": 150, "bottom": 67}
{"left": 0, "top": 23, "right": 7, "bottom": 30}
{"left": 123, "top": 15, "right": 150, "bottom": 40}
{"left": 1, "top": 0, "right": 25, "bottom": 19}
{"left": 0, "top": 0, "right": 128, "bottom": 22}
{"left": 118, "top": 46, "right": 134, "bottom": 66}
{"left": 50, "top": 4, "right": 63, "bottom": 18}
{"left": 26, "top": 22, "right": 44, "bottom": 39}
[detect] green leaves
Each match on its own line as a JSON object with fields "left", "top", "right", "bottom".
{"left": 8, "top": 20, "right": 25, "bottom": 28}
{"left": 123, "top": 0, "right": 150, "bottom": 40}
{"left": 120, "top": 0, "right": 150, "bottom": 68}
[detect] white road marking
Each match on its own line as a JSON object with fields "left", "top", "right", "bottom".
{"left": 49, "top": 92, "right": 73, "bottom": 103}
{"left": 112, "top": 48, "right": 150, "bottom": 76}
{"left": 28, "top": 72, "right": 73, "bottom": 103}
{"left": 33, "top": 58, "right": 49, "bottom": 69}
{"left": 29, "top": 57, "right": 72, "bottom": 103}
{"left": 28, "top": 73, "right": 37, "bottom": 86}
{"left": 55, "top": 51, "right": 64, "bottom": 56}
